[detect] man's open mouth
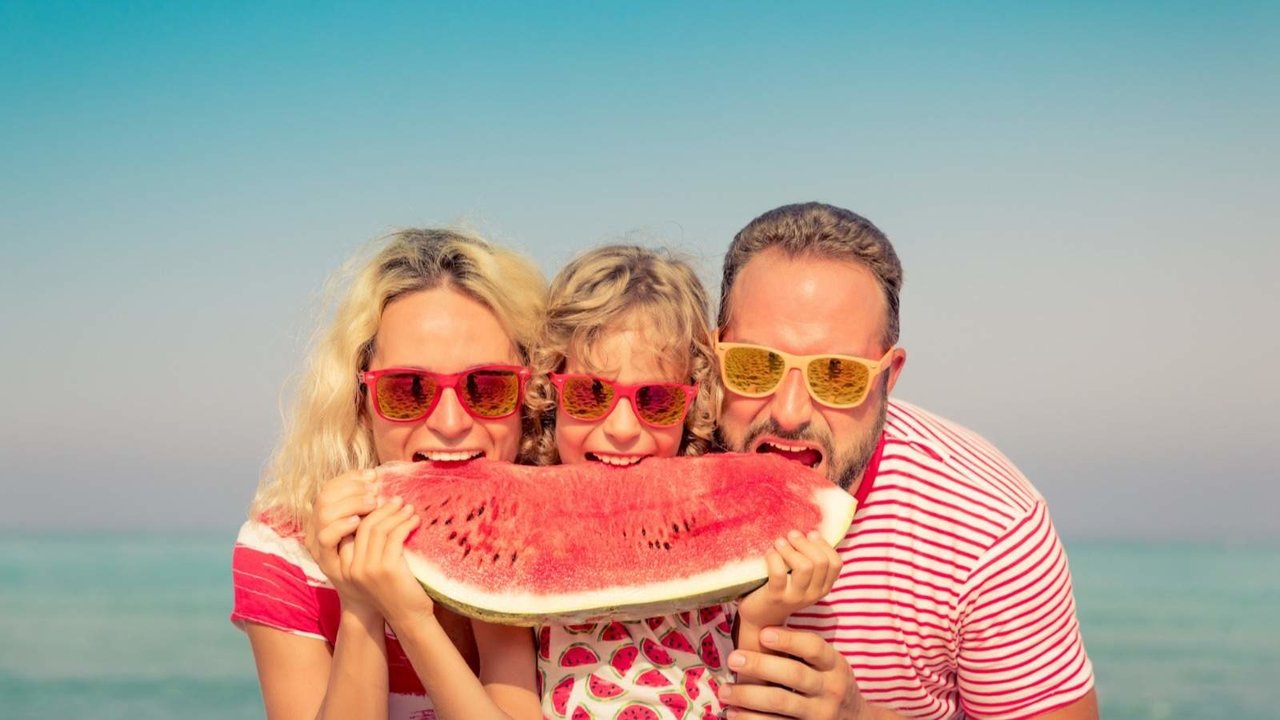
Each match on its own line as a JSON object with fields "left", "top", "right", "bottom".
{"left": 754, "top": 440, "right": 823, "bottom": 469}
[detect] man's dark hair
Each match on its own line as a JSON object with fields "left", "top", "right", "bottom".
{"left": 719, "top": 202, "right": 903, "bottom": 348}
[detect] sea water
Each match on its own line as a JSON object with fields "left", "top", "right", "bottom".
{"left": 1, "top": 533, "right": 1276, "bottom": 719}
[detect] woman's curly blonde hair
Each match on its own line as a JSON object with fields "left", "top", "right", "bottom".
{"left": 523, "top": 245, "right": 719, "bottom": 465}
{"left": 249, "top": 228, "right": 546, "bottom": 534}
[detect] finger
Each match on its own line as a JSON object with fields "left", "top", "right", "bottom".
{"left": 817, "top": 533, "right": 843, "bottom": 593}
{"left": 316, "top": 493, "right": 378, "bottom": 527}
{"left": 383, "top": 510, "right": 421, "bottom": 564}
{"left": 725, "top": 649, "right": 826, "bottom": 697}
{"left": 759, "top": 627, "right": 842, "bottom": 672}
{"left": 357, "top": 497, "right": 406, "bottom": 566}
{"left": 763, "top": 548, "right": 788, "bottom": 593}
{"left": 721, "top": 675, "right": 815, "bottom": 717}
{"left": 366, "top": 502, "right": 415, "bottom": 566}
{"left": 354, "top": 496, "right": 403, "bottom": 567}
{"left": 775, "top": 532, "right": 814, "bottom": 595}
{"left": 721, "top": 706, "right": 795, "bottom": 720}
{"left": 315, "top": 470, "right": 377, "bottom": 524}
{"left": 320, "top": 469, "right": 377, "bottom": 502}
{"left": 792, "top": 531, "right": 833, "bottom": 596}
{"left": 338, "top": 535, "right": 355, "bottom": 577}
{"left": 316, "top": 515, "right": 362, "bottom": 550}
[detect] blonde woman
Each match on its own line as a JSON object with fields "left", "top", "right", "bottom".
{"left": 230, "top": 228, "right": 547, "bottom": 719}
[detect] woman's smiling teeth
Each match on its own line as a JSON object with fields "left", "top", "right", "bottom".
{"left": 414, "top": 450, "right": 485, "bottom": 462}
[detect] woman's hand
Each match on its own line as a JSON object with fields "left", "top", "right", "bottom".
{"left": 307, "top": 469, "right": 379, "bottom": 613}
{"left": 346, "top": 493, "right": 433, "bottom": 627}
{"left": 738, "top": 530, "right": 842, "bottom": 628}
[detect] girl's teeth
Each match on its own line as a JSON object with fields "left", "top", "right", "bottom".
{"left": 597, "top": 455, "right": 643, "bottom": 466}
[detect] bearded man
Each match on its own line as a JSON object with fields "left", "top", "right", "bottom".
{"left": 714, "top": 203, "right": 1098, "bottom": 720}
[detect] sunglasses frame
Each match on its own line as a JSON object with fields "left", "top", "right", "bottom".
{"left": 359, "top": 365, "right": 530, "bottom": 423}
{"left": 549, "top": 373, "right": 698, "bottom": 429}
{"left": 715, "top": 341, "right": 896, "bottom": 409}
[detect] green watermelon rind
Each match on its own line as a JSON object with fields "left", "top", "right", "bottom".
{"left": 413, "top": 573, "right": 769, "bottom": 627}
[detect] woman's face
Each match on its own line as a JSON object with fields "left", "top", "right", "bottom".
{"left": 554, "top": 326, "right": 687, "bottom": 466}
{"left": 366, "top": 286, "right": 523, "bottom": 465}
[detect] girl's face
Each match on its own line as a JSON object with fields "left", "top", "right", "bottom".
{"left": 366, "top": 286, "right": 523, "bottom": 465}
{"left": 555, "top": 326, "right": 688, "bottom": 466}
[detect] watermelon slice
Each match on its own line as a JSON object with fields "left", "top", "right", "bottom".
{"left": 379, "top": 453, "right": 856, "bottom": 625}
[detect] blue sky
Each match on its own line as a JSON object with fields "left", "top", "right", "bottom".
{"left": 2, "top": 1, "right": 1277, "bottom": 539}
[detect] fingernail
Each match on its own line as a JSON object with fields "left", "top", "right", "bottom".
{"left": 808, "top": 530, "right": 821, "bottom": 541}
{"left": 788, "top": 529, "right": 803, "bottom": 540}
{"left": 391, "top": 496, "right": 403, "bottom": 505}
{"left": 364, "top": 494, "right": 376, "bottom": 505}
{"left": 718, "top": 685, "right": 732, "bottom": 702}
{"left": 403, "top": 503, "right": 414, "bottom": 512}
{"left": 727, "top": 651, "right": 745, "bottom": 669}
{"left": 774, "top": 537, "right": 788, "bottom": 550}
{"left": 761, "top": 629, "right": 779, "bottom": 644}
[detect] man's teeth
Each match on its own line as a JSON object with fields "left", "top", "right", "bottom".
{"left": 417, "top": 451, "right": 484, "bottom": 462}
{"left": 593, "top": 454, "right": 645, "bottom": 467}
{"left": 761, "top": 442, "right": 812, "bottom": 453}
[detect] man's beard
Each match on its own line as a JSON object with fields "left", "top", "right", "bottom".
{"left": 716, "top": 384, "right": 889, "bottom": 492}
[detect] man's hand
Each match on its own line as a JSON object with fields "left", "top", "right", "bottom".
{"left": 720, "top": 626, "right": 867, "bottom": 720}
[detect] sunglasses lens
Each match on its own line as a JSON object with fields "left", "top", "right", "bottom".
{"left": 635, "top": 385, "right": 690, "bottom": 427}
{"left": 559, "top": 376, "right": 614, "bottom": 420}
{"left": 462, "top": 369, "right": 522, "bottom": 418}
{"left": 806, "top": 356, "right": 871, "bottom": 406}
{"left": 376, "top": 372, "right": 439, "bottom": 420}
{"left": 722, "top": 346, "right": 786, "bottom": 395}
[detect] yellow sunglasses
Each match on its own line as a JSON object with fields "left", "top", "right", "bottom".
{"left": 715, "top": 342, "right": 896, "bottom": 409}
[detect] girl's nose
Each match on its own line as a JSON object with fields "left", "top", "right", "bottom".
{"left": 601, "top": 398, "right": 643, "bottom": 445}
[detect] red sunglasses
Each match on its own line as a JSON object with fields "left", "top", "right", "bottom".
{"left": 360, "top": 365, "right": 530, "bottom": 423}
{"left": 550, "top": 373, "right": 697, "bottom": 428}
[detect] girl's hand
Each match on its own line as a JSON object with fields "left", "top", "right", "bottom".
{"left": 347, "top": 494, "right": 432, "bottom": 627}
{"left": 738, "top": 530, "right": 842, "bottom": 628}
{"left": 307, "top": 469, "right": 379, "bottom": 613}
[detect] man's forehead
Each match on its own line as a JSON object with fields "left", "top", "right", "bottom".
{"left": 722, "top": 252, "right": 887, "bottom": 354}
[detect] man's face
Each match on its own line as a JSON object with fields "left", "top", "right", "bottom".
{"left": 717, "top": 249, "right": 905, "bottom": 491}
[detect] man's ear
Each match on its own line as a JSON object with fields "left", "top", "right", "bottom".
{"left": 885, "top": 347, "right": 907, "bottom": 395}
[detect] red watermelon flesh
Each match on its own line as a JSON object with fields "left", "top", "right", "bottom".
{"left": 379, "top": 453, "right": 856, "bottom": 625}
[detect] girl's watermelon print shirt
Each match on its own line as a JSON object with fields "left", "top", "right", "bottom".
{"left": 537, "top": 607, "right": 734, "bottom": 720}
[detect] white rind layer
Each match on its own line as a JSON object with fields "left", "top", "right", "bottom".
{"left": 404, "top": 484, "right": 857, "bottom": 625}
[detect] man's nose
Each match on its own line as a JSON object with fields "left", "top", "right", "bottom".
{"left": 770, "top": 368, "right": 814, "bottom": 431}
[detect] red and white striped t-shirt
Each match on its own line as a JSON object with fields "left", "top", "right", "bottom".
{"left": 787, "top": 400, "right": 1094, "bottom": 719}
{"left": 230, "top": 520, "right": 439, "bottom": 719}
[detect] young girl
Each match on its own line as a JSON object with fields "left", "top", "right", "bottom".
{"left": 525, "top": 245, "right": 841, "bottom": 719}
{"left": 231, "top": 228, "right": 546, "bottom": 719}
{"left": 345, "top": 245, "right": 840, "bottom": 719}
